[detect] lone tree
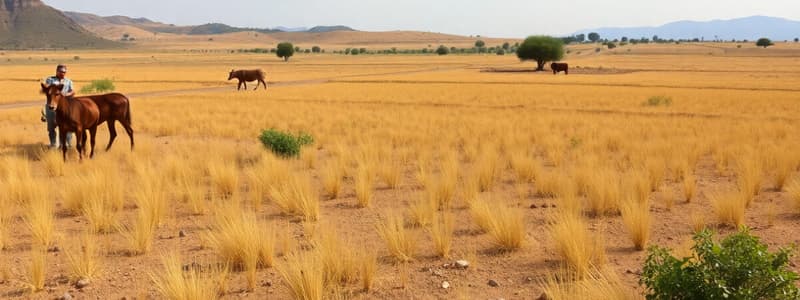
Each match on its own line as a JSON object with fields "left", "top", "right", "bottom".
{"left": 436, "top": 45, "right": 449, "bottom": 55}
{"left": 276, "top": 42, "right": 295, "bottom": 61}
{"left": 756, "top": 38, "right": 774, "bottom": 48}
{"left": 516, "top": 35, "right": 564, "bottom": 71}
{"left": 588, "top": 32, "right": 600, "bottom": 43}
{"left": 475, "top": 40, "right": 485, "bottom": 48}
{"left": 312, "top": 46, "right": 321, "bottom": 53}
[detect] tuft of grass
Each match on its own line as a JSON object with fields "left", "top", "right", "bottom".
{"left": 690, "top": 212, "right": 706, "bottom": 233}
{"left": 409, "top": 192, "right": 436, "bottom": 227}
{"left": 64, "top": 231, "right": 101, "bottom": 281}
{"left": 376, "top": 211, "right": 416, "bottom": 262}
{"left": 643, "top": 95, "right": 672, "bottom": 107}
{"left": 150, "top": 253, "right": 219, "bottom": 300}
{"left": 646, "top": 159, "right": 666, "bottom": 192}
{"left": 549, "top": 211, "right": 607, "bottom": 278}
{"left": 207, "top": 160, "right": 239, "bottom": 199}
{"left": 509, "top": 151, "right": 539, "bottom": 183}
{"left": 709, "top": 190, "right": 747, "bottom": 227}
{"left": 540, "top": 268, "right": 636, "bottom": 300}
{"left": 787, "top": 178, "right": 800, "bottom": 213}
{"left": 268, "top": 173, "right": 320, "bottom": 222}
{"left": 79, "top": 78, "right": 115, "bottom": 94}
{"left": 586, "top": 170, "right": 621, "bottom": 216}
{"left": 278, "top": 251, "right": 324, "bottom": 300}
{"left": 378, "top": 161, "right": 403, "bottom": 189}
{"left": 321, "top": 162, "right": 343, "bottom": 199}
{"left": 355, "top": 165, "right": 374, "bottom": 208}
{"left": 41, "top": 150, "right": 64, "bottom": 176}
{"left": 683, "top": 173, "right": 697, "bottom": 203}
{"left": 0, "top": 190, "right": 12, "bottom": 250}
{"left": 25, "top": 246, "right": 47, "bottom": 292}
{"left": 620, "top": 196, "right": 652, "bottom": 251}
{"left": 736, "top": 158, "right": 762, "bottom": 205}
{"left": 314, "top": 228, "right": 359, "bottom": 286}
{"left": 25, "top": 194, "right": 54, "bottom": 248}
{"left": 470, "top": 197, "right": 526, "bottom": 251}
{"left": 475, "top": 149, "right": 500, "bottom": 192}
{"left": 429, "top": 212, "right": 454, "bottom": 258}
{"left": 204, "top": 204, "right": 275, "bottom": 290}
{"left": 360, "top": 251, "right": 377, "bottom": 292}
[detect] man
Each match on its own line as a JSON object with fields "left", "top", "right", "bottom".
{"left": 41, "top": 64, "right": 74, "bottom": 149}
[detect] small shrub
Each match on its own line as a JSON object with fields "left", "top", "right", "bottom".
{"left": 644, "top": 96, "right": 672, "bottom": 107}
{"left": 258, "top": 129, "right": 314, "bottom": 158}
{"left": 641, "top": 227, "right": 800, "bottom": 300}
{"left": 80, "top": 78, "right": 115, "bottom": 94}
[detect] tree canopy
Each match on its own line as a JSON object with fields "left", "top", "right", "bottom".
{"left": 756, "top": 38, "right": 774, "bottom": 48}
{"left": 276, "top": 42, "right": 295, "bottom": 61}
{"left": 516, "top": 36, "right": 565, "bottom": 71}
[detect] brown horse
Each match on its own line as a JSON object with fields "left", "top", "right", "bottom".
{"left": 81, "top": 93, "right": 134, "bottom": 151}
{"left": 551, "top": 62, "right": 569, "bottom": 75}
{"left": 41, "top": 83, "right": 100, "bottom": 161}
{"left": 228, "top": 69, "right": 267, "bottom": 90}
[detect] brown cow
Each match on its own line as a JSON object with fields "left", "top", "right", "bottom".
{"left": 550, "top": 62, "right": 569, "bottom": 75}
{"left": 228, "top": 69, "right": 267, "bottom": 90}
{"left": 41, "top": 83, "right": 100, "bottom": 161}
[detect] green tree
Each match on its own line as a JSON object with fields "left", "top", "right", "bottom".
{"left": 475, "top": 40, "right": 485, "bottom": 48}
{"left": 502, "top": 42, "right": 510, "bottom": 50}
{"left": 516, "top": 36, "right": 565, "bottom": 71}
{"left": 588, "top": 32, "right": 600, "bottom": 42}
{"left": 276, "top": 42, "right": 295, "bottom": 61}
{"left": 756, "top": 37, "right": 774, "bottom": 48}
{"left": 575, "top": 33, "right": 585, "bottom": 43}
{"left": 795, "top": 38, "right": 799, "bottom": 42}
{"left": 311, "top": 46, "right": 321, "bottom": 53}
{"left": 436, "top": 45, "right": 449, "bottom": 55}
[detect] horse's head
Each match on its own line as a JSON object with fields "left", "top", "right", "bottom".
{"left": 228, "top": 69, "right": 236, "bottom": 80}
{"left": 41, "top": 83, "right": 66, "bottom": 111}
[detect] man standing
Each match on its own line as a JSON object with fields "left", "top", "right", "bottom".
{"left": 41, "top": 64, "right": 74, "bottom": 149}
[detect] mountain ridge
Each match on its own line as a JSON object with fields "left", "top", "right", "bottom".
{"left": 574, "top": 16, "right": 800, "bottom": 41}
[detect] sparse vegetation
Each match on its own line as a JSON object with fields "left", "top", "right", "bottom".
{"left": 79, "top": 78, "right": 115, "bottom": 94}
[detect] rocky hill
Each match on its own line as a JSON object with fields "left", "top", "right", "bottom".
{"left": 0, "top": 0, "right": 117, "bottom": 49}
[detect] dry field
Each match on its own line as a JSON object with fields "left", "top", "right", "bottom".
{"left": 0, "top": 42, "right": 799, "bottom": 299}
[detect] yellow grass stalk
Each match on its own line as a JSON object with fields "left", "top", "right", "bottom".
{"left": 360, "top": 251, "right": 377, "bottom": 292}
{"left": 787, "top": 178, "right": 800, "bottom": 213}
{"left": 41, "top": 150, "right": 64, "bottom": 177}
{"left": 683, "top": 173, "right": 697, "bottom": 203}
{"left": 736, "top": 157, "right": 762, "bottom": 203}
{"left": 540, "top": 268, "right": 637, "bottom": 300}
{"left": 25, "top": 193, "right": 54, "bottom": 248}
{"left": 301, "top": 149, "right": 317, "bottom": 169}
{"left": 25, "top": 246, "right": 46, "bottom": 292}
{"left": 64, "top": 231, "right": 100, "bottom": 281}
{"left": 690, "top": 212, "right": 706, "bottom": 233}
{"left": 535, "top": 171, "right": 569, "bottom": 198}
{"left": 549, "top": 212, "right": 606, "bottom": 278}
{"left": 0, "top": 189, "right": 12, "bottom": 250}
{"left": 409, "top": 192, "right": 436, "bottom": 227}
{"left": 321, "top": 163, "right": 343, "bottom": 199}
{"left": 486, "top": 204, "right": 526, "bottom": 251}
{"left": 376, "top": 211, "right": 416, "bottom": 262}
{"left": 314, "top": 228, "right": 359, "bottom": 285}
{"left": 355, "top": 165, "right": 374, "bottom": 208}
{"left": 586, "top": 170, "right": 621, "bottom": 216}
{"left": 475, "top": 150, "right": 500, "bottom": 192}
{"left": 378, "top": 161, "right": 402, "bottom": 189}
{"left": 620, "top": 196, "right": 652, "bottom": 251}
{"left": 709, "top": 190, "right": 747, "bottom": 227}
{"left": 207, "top": 160, "right": 240, "bottom": 198}
{"left": 268, "top": 173, "right": 320, "bottom": 222}
{"left": 429, "top": 212, "right": 454, "bottom": 258}
{"left": 278, "top": 251, "right": 324, "bottom": 300}
{"left": 120, "top": 203, "right": 159, "bottom": 255}
{"left": 150, "top": 253, "right": 218, "bottom": 300}
{"left": 245, "top": 169, "right": 266, "bottom": 211}
{"left": 510, "top": 151, "right": 539, "bottom": 183}
{"left": 204, "top": 204, "right": 275, "bottom": 290}
{"left": 646, "top": 159, "right": 666, "bottom": 192}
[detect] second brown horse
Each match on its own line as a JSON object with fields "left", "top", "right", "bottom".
{"left": 228, "top": 69, "right": 267, "bottom": 91}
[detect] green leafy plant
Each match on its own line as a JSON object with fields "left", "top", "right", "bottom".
{"left": 644, "top": 96, "right": 672, "bottom": 107}
{"left": 258, "top": 129, "right": 314, "bottom": 158}
{"left": 80, "top": 78, "right": 115, "bottom": 94}
{"left": 641, "top": 227, "right": 799, "bottom": 300}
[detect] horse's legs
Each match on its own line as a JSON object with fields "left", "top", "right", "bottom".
{"left": 121, "top": 120, "right": 135, "bottom": 151}
{"left": 59, "top": 130, "right": 67, "bottom": 161}
{"left": 106, "top": 120, "right": 117, "bottom": 151}
{"left": 237, "top": 80, "right": 242, "bottom": 90}
{"left": 260, "top": 79, "right": 267, "bottom": 90}
{"left": 89, "top": 127, "right": 97, "bottom": 158}
{"left": 242, "top": 81, "right": 247, "bottom": 90}
{"left": 75, "top": 127, "right": 85, "bottom": 161}
{"left": 81, "top": 130, "right": 88, "bottom": 156}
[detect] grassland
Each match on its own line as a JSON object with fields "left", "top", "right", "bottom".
{"left": 0, "top": 42, "right": 799, "bottom": 299}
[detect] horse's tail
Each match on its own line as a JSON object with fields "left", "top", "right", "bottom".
{"left": 124, "top": 96, "right": 132, "bottom": 125}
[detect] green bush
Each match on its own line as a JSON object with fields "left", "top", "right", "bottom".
{"left": 258, "top": 129, "right": 314, "bottom": 158}
{"left": 80, "top": 78, "right": 115, "bottom": 94}
{"left": 644, "top": 96, "right": 672, "bottom": 107}
{"left": 641, "top": 227, "right": 799, "bottom": 300}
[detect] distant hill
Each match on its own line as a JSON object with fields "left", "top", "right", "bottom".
{"left": 0, "top": 0, "right": 118, "bottom": 49}
{"left": 575, "top": 16, "right": 800, "bottom": 41}
{"left": 65, "top": 11, "right": 355, "bottom": 37}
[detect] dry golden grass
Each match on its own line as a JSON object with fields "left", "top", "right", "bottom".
{"left": 586, "top": 170, "right": 621, "bottom": 216}
{"left": 786, "top": 178, "right": 800, "bottom": 213}
{"left": 429, "top": 212, "right": 454, "bottom": 258}
{"left": 40, "top": 150, "right": 64, "bottom": 176}
{"left": 269, "top": 172, "right": 320, "bottom": 221}
{"left": 409, "top": 192, "right": 436, "bottom": 227}
{"left": 278, "top": 251, "right": 324, "bottom": 300}
{"left": 690, "top": 212, "right": 706, "bottom": 233}
{"left": 0, "top": 189, "right": 11, "bottom": 251}
{"left": 24, "top": 193, "right": 54, "bottom": 248}
{"left": 709, "top": 190, "right": 747, "bottom": 228}
{"left": 471, "top": 200, "right": 526, "bottom": 251}
{"left": 736, "top": 156, "right": 762, "bottom": 204}
{"left": 314, "top": 228, "right": 359, "bottom": 286}
{"left": 683, "top": 173, "right": 697, "bottom": 202}
{"left": 355, "top": 165, "right": 374, "bottom": 208}
{"left": 620, "top": 196, "right": 652, "bottom": 251}
{"left": 207, "top": 160, "right": 240, "bottom": 198}
{"left": 321, "top": 162, "right": 343, "bottom": 199}
{"left": 64, "top": 231, "right": 101, "bottom": 281}
{"left": 378, "top": 160, "right": 403, "bottom": 189}
{"left": 376, "top": 211, "right": 416, "bottom": 262}
{"left": 360, "top": 251, "right": 377, "bottom": 292}
{"left": 509, "top": 150, "right": 539, "bottom": 183}
{"left": 204, "top": 203, "right": 275, "bottom": 290}
{"left": 150, "top": 253, "right": 219, "bottom": 300}
{"left": 25, "top": 246, "right": 46, "bottom": 292}
{"left": 540, "top": 268, "right": 637, "bottom": 300}
{"left": 549, "top": 211, "right": 606, "bottom": 278}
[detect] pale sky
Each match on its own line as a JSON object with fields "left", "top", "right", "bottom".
{"left": 44, "top": 0, "right": 800, "bottom": 38}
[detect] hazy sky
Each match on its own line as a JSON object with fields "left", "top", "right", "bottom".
{"left": 44, "top": 0, "right": 800, "bottom": 38}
